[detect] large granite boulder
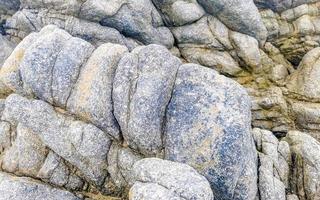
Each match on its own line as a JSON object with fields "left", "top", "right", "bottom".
{"left": 164, "top": 63, "right": 258, "bottom": 200}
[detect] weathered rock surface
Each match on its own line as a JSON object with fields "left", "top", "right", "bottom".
{"left": 2, "top": 94, "right": 111, "bottom": 186}
{"left": 0, "top": 172, "right": 80, "bottom": 200}
{"left": 165, "top": 63, "right": 258, "bottom": 200}
{"left": 67, "top": 43, "right": 127, "bottom": 139}
{"left": 113, "top": 44, "right": 181, "bottom": 156}
{"left": 253, "top": 128, "right": 290, "bottom": 200}
{"left": 284, "top": 131, "right": 320, "bottom": 200}
{"left": 2, "top": 1, "right": 320, "bottom": 198}
{"left": 197, "top": 0, "right": 267, "bottom": 43}
{"left": 287, "top": 47, "right": 320, "bottom": 100}
{"left": 0, "top": 35, "right": 15, "bottom": 67}
{"left": 0, "top": 0, "right": 19, "bottom": 23}
{"left": 129, "top": 158, "right": 214, "bottom": 200}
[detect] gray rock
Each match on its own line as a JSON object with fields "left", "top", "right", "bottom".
{"left": 0, "top": 121, "right": 10, "bottom": 153}
{"left": 152, "top": 0, "right": 205, "bottom": 26}
{"left": 0, "top": 0, "right": 20, "bottom": 16}
{"left": 107, "top": 142, "right": 143, "bottom": 190}
{"left": 290, "top": 101, "right": 320, "bottom": 140}
{"left": 1, "top": 124, "right": 48, "bottom": 177}
{"left": 129, "top": 158, "right": 214, "bottom": 200}
{"left": 254, "top": 0, "right": 318, "bottom": 12}
{"left": 129, "top": 182, "right": 184, "bottom": 200}
{"left": 6, "top": 9, "right": 140, "bottom": 49}
{"left": 286, "top": 194, "right": 299, "bottom": 200}
{"left": 0, "top": 35, "right": 15, "bottom": 67}
{"left": 286, "top": 47, "right": 320, "bottom": 101}
{"left": 113, "top": 44, "right": 181, "bottom": 156}
{"left": 253, "top": 128, "right": 290, "bottom": 190}
{"left": 52, "top": 37, "right": 95, "bottom": 108}
{"left": 2, "top": 94, "right": 111, "bottom": 186}
{"left": 258, "top": 153, "right": 286, "bottom": 200}
{"left": 165, "top": 63, "right": 257, "bottom": 200}
{"left": 230, "top": 31, "right": 261, "bottom": 69}
{"left": 171, "top": 17, "right": 243, "bottom": 76}
{"left": 99, "top": 0, "right": 175, "bottom": 48}
{"left": 20, "top": 25, "right": 71, "bottom": 103}
{"left": 79, "top": 0, "right": 126, "bottom": 21}
{"left": 67, "top": 43, "right": 128, "bottom": 140}
{"left": 37, "top": 151, "right": 70, "bottom": 187}
{"left": 197, "top": 0, "right": 267, "bottom": 43}
{"left": 0, "top": 31, "right": 40, "bottom": 96}
{"left": 0, "top": 172, "right": 80, "bottom": 200}
{"left": 283, "top": 131, "right": 320, "bottom": 200}
{"left": 37, "top": 151, "right": 84, "bottom": 190}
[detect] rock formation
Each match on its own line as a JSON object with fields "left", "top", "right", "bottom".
{"left": 0, "top": 0, "right": 320, "bottom": 199}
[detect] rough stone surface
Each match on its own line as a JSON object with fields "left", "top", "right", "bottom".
{"left": 67, "top": 43, "right": 127, "bottom": 140}
{"left": 0, "top": 172, "right": 81, "bottom": 200}
{"left": 2, "top": 94, "right": 111, "bottom": 186}
{"left": 287, "top": 47, "right": 320, "bottom": 100}
{"left": 2, "top": 1, "right": 320, "bottom": 197}
{"left": 165, "top": 63, "right": 258, "bottom": 200}
{"left": 113, "top": 44, "right": 181, "bottom": 156}
{"left": 253, "top": 128, "right": 290, "bottom": 200}
{"left": 129, "top": 158, "right": 214, "bottom": 200}
{"left": 0, "top": 35, "right": 15, "bottom": 67}
{"left": 197, "top": 0, "right": 267, "bottom": 43}
{"left": 284, "top": 131, "right": 320, "bottom": 200}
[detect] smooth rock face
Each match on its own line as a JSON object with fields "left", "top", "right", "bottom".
{"left": 2, "top": 94, "right": 111, "bottom": 186}
{"left": 197, "top": 0, "right": 267, "bottom": 43}
{"left": 165, "top": 63, "right": 257, "bottom": 200}
{"left": 0, "top": 172, "right": 80, "bottom": 200}
{"left": 113, "top": 44, "right": 181, "bottom": 156}
{"left": 129, "top": 158, "right": 214, "bottom": 200}
{"left": 230, "top": 31, "right": 261, "bottom": 69}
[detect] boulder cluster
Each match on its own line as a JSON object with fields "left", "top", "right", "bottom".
{"left": 0, "top": 0, "right": 320, "bottom": 200}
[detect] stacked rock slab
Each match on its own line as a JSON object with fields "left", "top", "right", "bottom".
{"left": 2, "top": 0, "right": 320, "bottom": 199}
{"left": 4, "top": 0, "right": 320, "bottom": 137}
{"left": 0, "top": 25, "right": 258, "bottom": 199}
